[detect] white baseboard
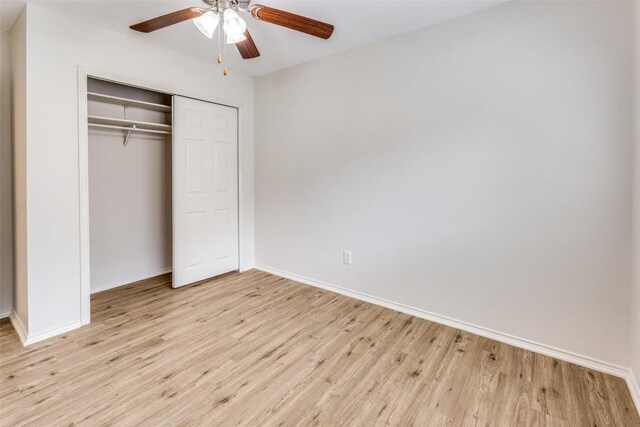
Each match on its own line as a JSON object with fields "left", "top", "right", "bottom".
{"left": 255, "top": 264, "right": 630, "bottom": 379}
{"left": 627, "top": 370, "right": 640, "bottom": 415}
{"left": 91, "top": 267, "right": 172, "bottom": 294}
{"left": 0, "top": 309, "right": 11, "bottom": 319}
{"left": 24, "top": 320, "right": 83, "bottom": 346}
{"left": 9, "top": 309, "right": 82, "bottom": 346}
{"left": 239, "top": 265, "right": 254, "bottom": 273}
{"left": 9, "top": 310, "right": 28, "bottom": 345}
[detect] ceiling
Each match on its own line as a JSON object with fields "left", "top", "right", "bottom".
{"left": 1, "top": 0, "right": 505, "bottom": 77}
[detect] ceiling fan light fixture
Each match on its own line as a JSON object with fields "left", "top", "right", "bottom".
{"left": 223, "top": 8, "right": 247, "bottom": 41}
{"left": 193, "top": 11, "right": 219, "bottom": 38}
{"left": 130, "top": 1, "right": 336, "bottom": 69}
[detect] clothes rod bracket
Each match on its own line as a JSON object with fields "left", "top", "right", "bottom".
{"left": 123, "top": 125, "right": 137, "bottom": 147}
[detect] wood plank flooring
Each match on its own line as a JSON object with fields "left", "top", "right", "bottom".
{"left": 0, "top": 270, "right": 638, "bottom": 426}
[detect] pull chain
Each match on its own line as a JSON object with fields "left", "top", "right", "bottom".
{"left": 217, "top": 16, "right": 222, "bottom": 64}
{"left": 223, "top": 30, "right": 228, "bottom": 76}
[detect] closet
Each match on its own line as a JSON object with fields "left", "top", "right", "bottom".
{"left": 87, "top": 78, "right": 239, "bottom": 294}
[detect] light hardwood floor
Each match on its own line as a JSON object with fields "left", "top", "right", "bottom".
{"left": 0, "top": 270, "right": 638, "bottom": 426}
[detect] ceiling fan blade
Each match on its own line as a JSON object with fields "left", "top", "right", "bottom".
{"left": 250, "top": 5, "right": 334, "bottom": 40}
{"left": 130, "top": 7, "right": 205, "bottom": 33}
{"left": 236, "top": 30, "right": 260, "bottom": 59}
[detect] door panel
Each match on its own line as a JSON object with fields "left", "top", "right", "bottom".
{"left": 173, "top": 96, "right": 239, "bottom": 288}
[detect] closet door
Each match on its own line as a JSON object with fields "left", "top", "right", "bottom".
{"left": 172, "top": 96, "right": 239, "bottom": 288}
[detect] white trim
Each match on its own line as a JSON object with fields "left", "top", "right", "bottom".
{"left": 237, "top": 103, "right": 244, "bottom": 272}
{"left": 627, "top": 370, "right": 640, "bottom": 415}
{"left": 9, "top": 309, "right": 82, "bottom": 346}
{"left": 239, "top": 264, "right": 254, "bottom": 273}
{"left": 255, "top": 264, "right": 630, "bottom": 379}
{"left": 9, "top": 310, "right": 28, "bottom": 345}
{"left": 91, "top": 267, "right": 172, "bottom": 294}
{"left": 0, "top": 310, "right": 10, "bottom": 319}
{"left": 78, "top": 67, "right": 91, "bottom": 325}
{"left": 24, "top": 321, "right": 82, "bottom": 346}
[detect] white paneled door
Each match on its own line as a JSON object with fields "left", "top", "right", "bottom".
{"left": 172, "top": 96, "right": 239, "bottom": 288}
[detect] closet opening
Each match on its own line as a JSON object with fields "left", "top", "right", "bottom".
{"left": 83, "top": 76, "right": 241, "bottom": 318}
{"left": 87, "top": 78, "right": 174, "bottom": 294}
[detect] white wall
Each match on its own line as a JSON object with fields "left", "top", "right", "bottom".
{"left": 1, "top": 30, "right": 14, "bottom": 317}
{"left": 255, "top": 1, "right": 634, "bottom": 367}
{"left": 20, "top": 4, "right": 254, "bottom": 338}
{"left": 88, "top": 81, "right": 172, "bottom": 292}
{"left": 10, "top": 9, "right": 27, "bottom": 330}
{"left": 88, "top": 131, "right": 172, "bottom": 292}
{"left": 632, "top": 0, "right": 640, "bottom": 390}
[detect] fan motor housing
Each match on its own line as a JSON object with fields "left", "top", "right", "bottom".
{"left": 201, "top": 0, "right": 251, "bottom": 11}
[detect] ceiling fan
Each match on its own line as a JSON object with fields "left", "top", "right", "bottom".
{"left": 129, "top": 0, "right": 334, "bottom": 75}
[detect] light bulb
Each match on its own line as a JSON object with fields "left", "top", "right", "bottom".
{"left": 193, "top": 11, "right": 219, "bottom": 39}
{"left": 225, "top": 32, "right": 247, "bottom": 44}
{"left": 223, "top": 9, "right": 247, "bottom": 44}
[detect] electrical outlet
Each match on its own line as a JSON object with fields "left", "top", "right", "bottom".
{"left": 343, "top": 250, "right": 352, "bottom": 265}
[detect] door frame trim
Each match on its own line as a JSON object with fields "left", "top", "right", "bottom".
{"left": 77, "top": 67, "right": 244, "bottom": 325}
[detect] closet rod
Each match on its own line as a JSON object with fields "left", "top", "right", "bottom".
{"left": 88, "top": 123, "right": 172, "bottom": 135}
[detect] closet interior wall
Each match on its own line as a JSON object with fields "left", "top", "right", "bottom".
{"left": 87, "top": 78, "right": 172, "bottom": 293}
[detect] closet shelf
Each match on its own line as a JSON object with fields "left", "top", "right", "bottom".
{"left": 88, "top": 115, "right": 172, "bottom": 132}
{"left": 88, "top": 92, "right": 172, "bottom": 113}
